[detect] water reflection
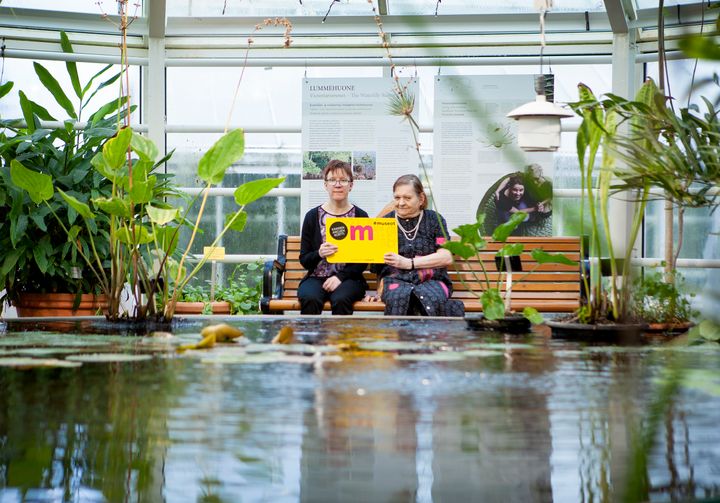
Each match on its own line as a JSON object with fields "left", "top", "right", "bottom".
{"left": 0, "top": 318, "right": 719, "bottom": 502}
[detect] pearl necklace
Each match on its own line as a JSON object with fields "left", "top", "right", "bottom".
{"left": 396, "top": 210, "right": 423, "bottom": 242}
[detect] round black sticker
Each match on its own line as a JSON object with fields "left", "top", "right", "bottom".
{"left": 329, "top": 221, "right": 348, "bottom": 240}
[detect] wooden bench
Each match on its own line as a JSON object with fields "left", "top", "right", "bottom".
{"left": 260, "top": 235, "right": 582, "bottom": 314}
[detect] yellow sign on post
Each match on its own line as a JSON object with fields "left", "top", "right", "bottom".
{"left": 203, "top": 246, "right": 226, "bottom": 260}
{"left": 325, "top": 218, "right": 397, "bottom": 264}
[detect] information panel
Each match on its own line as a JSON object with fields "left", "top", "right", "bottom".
{"left": 301, "top": 78, "right": 419, "bottom": 218}
{"left": 325, "top": 217, "right": 397, "bottom": 264}
{"left": 433, "top": 75, "right": 554, "bottom": 236}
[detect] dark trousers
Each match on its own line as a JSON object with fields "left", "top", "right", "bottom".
{"left": 298, "top": 277, "right": 366, "bottom": 315}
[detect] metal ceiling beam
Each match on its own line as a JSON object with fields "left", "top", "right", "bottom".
{"left": 147, "top": 0, "right": 167, "bottom": 38}
{"left": 378, "top": 0, "right": 388, "bottom": 16}
{"left": 602, "top": 0, "right": 632, "bottom": 34}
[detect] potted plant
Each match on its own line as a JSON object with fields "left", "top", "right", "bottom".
{"left": 443, "top": 211, "right": 577, "bottom": 332}
{"left": 0, "top": 32, "right": 126, "bottom": 316}
{"left": 175, "top": 262, "right": 263, "bottom": 315}
{"left": 631, "top": 271, "right": 696, "bottom": 333}
{"left": 545, "top": 79, "right": 673, "bottom": 340}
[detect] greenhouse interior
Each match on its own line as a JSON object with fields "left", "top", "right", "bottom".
{"left": 1, "top": 0, "right": 719, "bottom": 501}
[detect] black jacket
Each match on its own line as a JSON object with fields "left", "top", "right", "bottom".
{"left": 299, "top": 205, "right": 369, "bottom": 283}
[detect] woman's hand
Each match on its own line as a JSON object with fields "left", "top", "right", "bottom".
{"left": 318, "top": 242, "right": 338, "bottom": 258}
{"left": 364, "top": 279, "right": 384, "bottom": 302}
{"left": 322, "top": 276, "right": 341, "bottom": 292}
{"left": 384, "top": 253, "right": 412, "bottom": 270}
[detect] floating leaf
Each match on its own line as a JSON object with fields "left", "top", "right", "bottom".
{"left": 0, "top": 357, "right": 82, "bottom": 368}
{"left": 395, "top": 353, "right": 466, "bottom": 361}
{"left": 66, "top": 353, "right": 154, "bottom": 363}
{"left": 461, "top": 349, "right": 503, "bottom": 357}
{"left": 358, "top": 341, "right": 445, "bottom": 351}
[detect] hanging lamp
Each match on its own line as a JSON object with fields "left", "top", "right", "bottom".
{"left": 506, "top": 0, "right": 572, "bottom": 152}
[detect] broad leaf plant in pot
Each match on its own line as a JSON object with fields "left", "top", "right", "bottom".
{"left": 0, "top": 32, "right": 125, "bottom": 316}
{"left": 443, "top": 211, "right": 577, "bottom": 332}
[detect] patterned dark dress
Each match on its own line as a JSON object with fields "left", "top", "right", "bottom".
{"left": 373, "top": 209, "right": 465, "bottom": 317}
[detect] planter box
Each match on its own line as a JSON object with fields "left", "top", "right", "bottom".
{"left": 14, "top": 293, "right": 107, "bottom": 317}
{"left": 174, "top": 301, "right": 232, "bottom": 315}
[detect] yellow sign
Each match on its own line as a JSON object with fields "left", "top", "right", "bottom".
{"left": 325, "top": 218, "right": 398, "bottom": 264}
{"left": 203, "top": 246, "right": 225, "bottom": 260}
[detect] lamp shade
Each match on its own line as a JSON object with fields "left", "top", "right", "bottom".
{"left": 506, "top": 94, "right": 573, "bottom": 152}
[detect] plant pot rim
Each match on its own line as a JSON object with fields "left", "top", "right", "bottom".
{"left": 545, "top": 319, "right": 647, "bottom": 342}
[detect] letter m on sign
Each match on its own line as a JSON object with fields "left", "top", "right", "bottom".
{"left": 350, "top": 225, "right": 373, "bottom": 240}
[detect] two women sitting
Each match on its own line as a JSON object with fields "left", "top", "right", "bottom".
{"left": 298, "top": 162, "right": 463, "bottom": 317}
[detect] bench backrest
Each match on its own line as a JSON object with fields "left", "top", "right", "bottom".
{"left": 278, "top": 235, "right": 582, "bottom": 306}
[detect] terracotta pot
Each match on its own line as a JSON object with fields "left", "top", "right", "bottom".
{"left": 14, "top": 293, "right": 107, "bottom": 317}
{"left": 174, "top": 301, "right": 232, "bottom": 315}
{"left": 645, "top": 321, "right": 694, "bottom": 334}
{"left": 545, "top": 320, "right": 647, "bottom": 343}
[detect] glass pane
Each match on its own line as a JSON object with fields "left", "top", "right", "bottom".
{"left": 389, "top": 0, "right": 605, "bottom": 15}
{"left": 634, "top": 0, "right": 698, "bottom": 9}
{"left": 2, "top": 0, "right": 142, "bottom": 14}
{"left": 0, "top": 58, "right": 141, "bottom": 125}
{"left": 167, "top": 0, "right": 371, "bottom": 17}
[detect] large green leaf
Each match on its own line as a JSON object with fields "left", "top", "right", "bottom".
{"left": 491, "top": 211, "right": 527, "bottom": 242}
{"left": 1, "top": 249, "right": 23, "bottom": 276}
{"left": 59, "top": 31, "right": 82, "bottom": 99}
{"left": 442, "top": 241, "right": 476, "bottom": 260}
{"left": 10, "top": 160, "right": 54, "bottom": 204}
{"left": 522, "top": 306, "right": 544, "bottom": 325}
{"left": 147, "top": 205, "right": 179, "bottom": 226}
{"left": 91, "top": 152, "right": 116, "bottom": 181}
{"left": 129, "top": 177, "right": 155, "bottom": 204}
{"left": 234, "top": 177, "right": 285, "bottom": 206}
{"left": 481, "top": 289, "right": 505, "bottom": 320}
{"left": 18, "top": 91, "right": 37, "bottom": 133}
{"left": 117, "top": 226, "right": 153, "bottom": 245}
{"left": 33, "top": 241, "right": 50, "bottom": 274}
{"left": 130, "top": 131, "right": 159, "bottom": 161}
{"left": 33, "top": 62, "right": 77, "bottom": 119}
{"left": 58, "top": 189, "right": 95, "bottom": 220}
{"left": 0, "top": 81, "right": 13, "bottom": 100}
{"left": 198, "top": 129, "right": 245, "bottom": 184}
{"left": 103, "top": 127, "right": 132, "bottom": 171}
{"left": 93, "top": 196, "right": 130, "bottom": 218}
{"left": 531, "top": 248, "right": 578, "bottom": 266}
{"left": 496, "top": 243, "right": 524, "bottom": 257}
{"left": 225, "top": 210, "right": 248, "bottom": 232}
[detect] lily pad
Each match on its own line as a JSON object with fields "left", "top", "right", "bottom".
{"left": 245, "top": 343, "right": 338, "bottom": 354}
{"left": 11, "top": 348, "right": 80, "bottom": 356}
{"left": 465, "top": 342, "right": 535, "bottom": 350}
{"left": 358, "top": 341, "right": 446, "bottom": 352}
{"left": 66, "top": 353, "right": 154, "bottom": 363}
{"left": 462, "top": 349, "right": 503, "bottom": 357}
{"left": 201, "top": 352, "right": 289, "bottom": 364}
{"left": 395, "top": 352, "right": 466, "bottom": 362}
{"left": 0, "top": 357, "right": 82, "bottom": 368}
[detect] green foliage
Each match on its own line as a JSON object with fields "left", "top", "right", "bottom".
{"left": 443, "top": 211, "right": 575, "bottom": 322}
{"left": 631, "top": 271, "right": 696, "bottom": 324}
{"left": 0, "top": 34, "right": 126, "bottom": 307}
{"left": 569, "top": 79, "right": 665, "bottom": 323}
{"left": 178, "top": 262, "right": 262, "bottom": 315}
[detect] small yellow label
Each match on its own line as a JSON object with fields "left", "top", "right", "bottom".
{"left": 325, "top": 218, "right": 398, "bottom": 264}
{"left": 203, "top": 246, "right": 225, "bottom": 260}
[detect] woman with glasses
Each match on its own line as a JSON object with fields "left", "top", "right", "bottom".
{"left": 366, "top": 174, "right": 464, "bottom": 317}
{"left": 298, "top": 159, "right": 369, "bottom": 314}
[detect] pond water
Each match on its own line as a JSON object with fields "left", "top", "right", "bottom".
{"left": 0, "top": 316, "right": 719, "bottom": 502}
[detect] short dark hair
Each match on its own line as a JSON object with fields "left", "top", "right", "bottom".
{"left": 507, "top": 175, "right": 525, "bottom": 189}
{"left": 322, "top": 160, "right": 353, "bottom": 182}
{"left": 393, "top": 174, "right": 427, "bottom": 210}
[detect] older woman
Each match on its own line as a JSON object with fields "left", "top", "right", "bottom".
{"left": 298, "top": 159, "right": 368, "bottom": 315}
{"left": 367, "top": 174, "right": 464, "bottom": 317}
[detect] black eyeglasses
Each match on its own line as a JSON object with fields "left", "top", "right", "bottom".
{"left": 324, "top": 179, "right": 351, "bottom": 186}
